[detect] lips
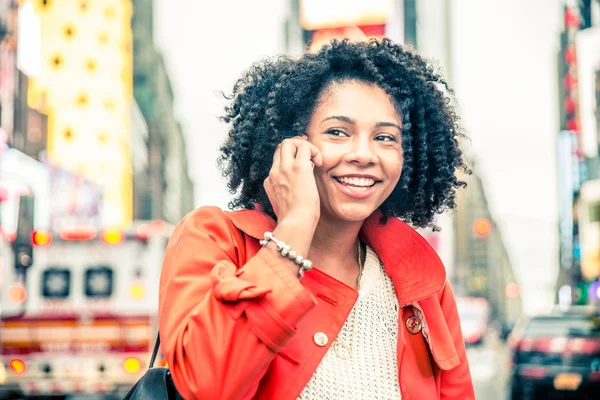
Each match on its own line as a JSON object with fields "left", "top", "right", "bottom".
{"left": 333, "top": 175, "right": 381, "bottom": 199}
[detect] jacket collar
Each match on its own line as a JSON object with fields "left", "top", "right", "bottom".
{"left": 226, "top": 209, "right": 446, "bottom": 307}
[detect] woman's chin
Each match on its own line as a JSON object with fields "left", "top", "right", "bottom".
{"left": 328, "top": 203, "right": 378, "bottom": 223}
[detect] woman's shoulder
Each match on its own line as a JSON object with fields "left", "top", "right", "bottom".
{"left": 173, "top": 206, "right": 275, "bottom": 240}
{"left": 170, "top": 206, "right": 236, "bottom": 241}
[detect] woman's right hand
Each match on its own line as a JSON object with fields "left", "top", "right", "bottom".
{"left": 263, "top": 137, "right": 323, "bottom": 259}
{"left": 264, "top": 136, "right": 323, "bottom": 225}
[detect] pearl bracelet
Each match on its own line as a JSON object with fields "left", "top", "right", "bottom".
{"left": 260, "top": 231, "right": 314, "bottom": 279}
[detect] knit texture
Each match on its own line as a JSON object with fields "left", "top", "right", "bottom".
{"left": 298, "top": 246, "right": 401, "bottom": 399}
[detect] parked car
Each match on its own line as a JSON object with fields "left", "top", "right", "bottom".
{"left": 456, "top": 296, "right": 490, "bottom": 346}
{"left": 508, "top": 306, "right": 600, "bottom": 399}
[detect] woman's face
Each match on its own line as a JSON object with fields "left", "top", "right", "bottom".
{"left": 306, "top": 80, "right": 404, "bottom": 223}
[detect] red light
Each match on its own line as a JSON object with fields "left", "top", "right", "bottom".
{"left": 505, "top": 282, "right": 520, "bottom": 299}
{"left": 73, "top": 382, "right": 84, "bottom": 393}
{"left": 0, "top": 226, "right": 17, "bottom": 242}
{"left": 473, "top": 218, "right": 492, "bottom": 237}
{"left": 8, "top": 285, "right": 27, "bottom": 304}
{"left": 59, "top": 227, "right": 97, "bottom": 241}
{"left": 32, "top": 230, "right": 53, "bottom": 247}
{"left": 566, "top": 118, "right": 579, "bottom": 132}
{"left": 50, "top": 382, "right": 62, "bottom": 394}
{"left": 96, "top": 382, "right": 108, "bottom": 393}
{"left": 136, "top": 224, "right": 152, "bottom": 239}
{"left": 565, "top": 46, "right": 576, "bottom": 65}
{"left": 0, "top": 187, "right": 8, "bottom": 202}
{"left": 520, "top": 367, "right": 547, "bottom": 380}
{"left": 564, "top": 72, "right": 575, "bottom": 91}
{"left": 9, "top": 359, "right": 26, "bottom": 375}
{"left": 564, "top": 97, "right": 576, "bottom": 115}
{"left": 589, "top": 371, "right": 600, "bottom": 382}
{"left": 565, "top": 8, "right": 580, "bottom": 29}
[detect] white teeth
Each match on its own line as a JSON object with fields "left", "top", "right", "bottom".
{"left": 337, "top": 177, "right": 375, "bottom": 187}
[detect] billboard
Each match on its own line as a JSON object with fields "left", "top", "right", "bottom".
{"left": 299, "top": 0, "right": 397, "bottom": 53}
{"left": 40, "top": 152, "right": 103, "bottom": 231}
{"left": 575, "top": 26, "right": 600, "bottom": 158}
{"left": 557, "top": 130, "right": 580, "bottom": 271}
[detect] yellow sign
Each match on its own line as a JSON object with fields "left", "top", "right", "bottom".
{"left": 26, "top": 0, "right": 133, "bottom": 227}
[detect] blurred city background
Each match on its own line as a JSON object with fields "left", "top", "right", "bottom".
{"left": 0, "top": 0, "right": 599, "bottom": 399}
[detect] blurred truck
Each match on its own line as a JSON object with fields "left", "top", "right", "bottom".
{"left": 0, "top": 208, "right": 174, "bottom": 399}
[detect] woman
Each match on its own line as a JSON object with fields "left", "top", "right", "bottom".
{"left": 159, "top": 38, "right": 475, "bottom": 399}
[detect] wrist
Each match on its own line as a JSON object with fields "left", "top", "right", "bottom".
{"left": 273, "top": 219, "right": 315, "bottom": 257}
{"left": 260, "top": 232, "right": 314, "bottom": 279}
{"left": 278, "top": 211, "right": 319, "bottom": 232}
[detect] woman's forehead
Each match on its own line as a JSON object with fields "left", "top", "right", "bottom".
{"left": 313, "top": 81, "right": 401, "bottom": 125}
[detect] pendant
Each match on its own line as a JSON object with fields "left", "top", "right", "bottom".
{"left": 333, "top": 341, "right": 352, "bottom": 360}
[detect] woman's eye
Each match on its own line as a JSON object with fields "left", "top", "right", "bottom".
{"left": 326, "top": 129, "right": 348, "bottom": 137}
{"left": 376, "top": 135, "right": 397, "bottom": 142}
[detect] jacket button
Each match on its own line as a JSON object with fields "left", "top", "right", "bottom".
{"left": 406, "top": 315, "right": 422, "bottom": 334}
{"left": 313, "top": 332, "right": 328, "bottom": 347}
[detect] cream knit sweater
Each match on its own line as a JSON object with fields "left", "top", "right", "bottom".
{"left": 298, "top": 246, "right": 402, "bottom": 399}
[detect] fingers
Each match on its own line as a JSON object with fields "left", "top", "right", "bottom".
{"left": 295, "top": 141, "right": 315, "bottom": 168}
{"left": 280, "top": 139, "right": 297, "bottom": 168}
{"left": 279, "top": 137, "right": 323, "bottom": 168}
{"left": 271, "top": 142, "right": 281, "bottom": 171}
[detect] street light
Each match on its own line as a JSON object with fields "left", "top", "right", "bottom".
{"left": 473, "top": 218, "right": 492, "bottom": 237}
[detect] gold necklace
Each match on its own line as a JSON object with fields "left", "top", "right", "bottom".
{"left": 333, "top": 240, "right": 364, "bottom": 360}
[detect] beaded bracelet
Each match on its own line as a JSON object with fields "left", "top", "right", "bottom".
{"left": 260, "top": 231, "right": 314, "bottom": 279}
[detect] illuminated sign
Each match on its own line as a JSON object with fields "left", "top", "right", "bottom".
{"left": 300, "top": 0, "right": 393, "bottom": 30}
{"left": 26, "top": 0, "right": 133, "bottom": 227}
{"left": 305, "top": 24, "right": 386, "bottom": 53}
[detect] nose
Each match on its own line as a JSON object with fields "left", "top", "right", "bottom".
{"left": 345, "top": 134, "right": 377, "bottom": 165}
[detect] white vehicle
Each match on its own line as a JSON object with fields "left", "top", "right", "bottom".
{"left": 455, "top": 296, "right": 490, "bottom": 346}
{"left": 0, "top": 220, "right": 173, "bottom": 398}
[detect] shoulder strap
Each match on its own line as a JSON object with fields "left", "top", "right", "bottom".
{"left": 149, "top": 332, "right": 161, "bottom": 369}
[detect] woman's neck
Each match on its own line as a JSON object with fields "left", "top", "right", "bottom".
{"left": 308, "top": 215, "right": 364, "bottom": 281}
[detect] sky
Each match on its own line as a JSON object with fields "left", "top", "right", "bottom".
{"left": 153, "top": 0, "right": 288, "bottom": 209}
{"left": 153, "top": 0, "right": 563, "bottom": 314}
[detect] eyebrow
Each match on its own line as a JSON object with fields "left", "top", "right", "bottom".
{"left": 321, "top": 115, "right": 402, "bottom": 131}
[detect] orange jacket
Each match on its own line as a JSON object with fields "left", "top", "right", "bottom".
{"left": 159, "top": 206, "right": 475, "bottom": 400}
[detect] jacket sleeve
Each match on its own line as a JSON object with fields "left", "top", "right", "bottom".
{"left": 438, "top": 281, "right": 476, "bottom": 400}
{"left": 158, "top": 207, "right": 317, "bottom": 400}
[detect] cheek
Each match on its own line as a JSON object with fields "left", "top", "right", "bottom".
{"left": 385, "top": 153, "right": 404, "bottom": 180}
{"left": 316, "top": 144, "right": 346, "bottom": 169}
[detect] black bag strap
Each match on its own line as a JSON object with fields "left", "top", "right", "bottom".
{"left": 149, "top": 332, "right": 161, "bottom": 369}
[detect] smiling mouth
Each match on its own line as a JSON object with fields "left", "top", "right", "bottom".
{"left": 334, "top": 176, "right": 380, "bottom": 192}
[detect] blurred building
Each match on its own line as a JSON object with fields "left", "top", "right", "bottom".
{"left": 1, "top": 0, "right": 47, "bottom": 161}
{"left": 454, "top": 160, "right": 522, "bottom": 326}
{"left": 0, "top": 0, "right": 103, "bottom": 233}
{"left": 556, "top": 0, "right": 600, "bottom": 305}
{"left": 131, "top": 0, "right": 195, "bottom": 224}
{"left": 131, "top": 100, "right": 150, "bottom": 222}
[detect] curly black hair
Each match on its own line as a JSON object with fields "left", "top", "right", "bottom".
{"left": 218, "top": 38, "right": 470, "bottom": 229}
